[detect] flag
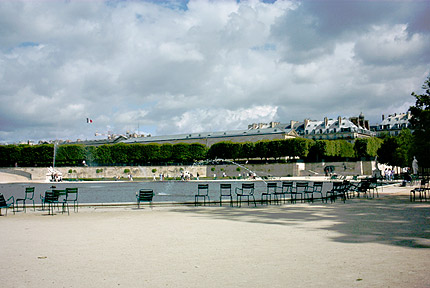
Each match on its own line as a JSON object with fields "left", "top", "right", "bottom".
{"left": 86, "top": 118, "right": 93, "bottom": 123}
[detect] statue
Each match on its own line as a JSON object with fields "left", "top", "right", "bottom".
{"left": 412, "top": 156, "right": 419, "bottom": 175}
{"left": 372, "top": 156, "right": 382, "bottom": 178}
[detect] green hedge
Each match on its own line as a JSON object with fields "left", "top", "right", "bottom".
{"left": 0, "top": 136, "right": 388, "bottom": 167}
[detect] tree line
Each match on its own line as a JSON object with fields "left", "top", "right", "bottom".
{"left": 0, "top": 137, "right": 390, "bottom": 167}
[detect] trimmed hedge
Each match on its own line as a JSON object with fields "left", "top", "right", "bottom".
{"left": 0, "top": 136, "right": 387, "bottom": 167}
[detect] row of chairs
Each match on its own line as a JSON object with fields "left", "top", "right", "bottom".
{"left": 410, "top": 178, "right": 429, "bottom": 202}
{"left": 0, "top": 187, "right": 37, "bottom": 215}
{"left": 195, "top": 182, "right": 326, "bottom": 207}
{"left": 195, "top": 180, "right": 381, "bottom": 207}
{"left": 195, "top": 183, "right": 263, "bottom": 207}
{"left": 40, "top": 188, "right": 79, "bottom": 215}
{"left": 0, "top": 187, "right": 79, "bottom": 216}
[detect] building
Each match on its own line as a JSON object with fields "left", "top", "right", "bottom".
{"left": 371, "top": 112, "right": 412, "bottom": 137}
{"left": 251, "top": 114, "right": 375, "bottom": 142}
{"left": 122, "top": 127, "right": 298, "bottom": 146}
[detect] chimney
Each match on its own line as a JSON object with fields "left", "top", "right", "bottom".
{"left": 382, "top": 114, "right": 385, "bottom": 121}
{"left": 338, "top": 116, "right": 342, "bottom": 126}
{"left": 304, "top": 119, "right": 309, "bottom": 128}
{"left": 324, "top": 117, "right": 328, "bottom": 128}
{"left": 290, "top": 120, "right": 298, "bottom": 129}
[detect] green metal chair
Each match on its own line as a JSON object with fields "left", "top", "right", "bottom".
{"left": 276, "top": 181, "right": 293, "bottom": 204}
{"left": 326, "top": 182, "right": 346, "bottom": 203}
{"left": 0, "top": 193, "right": 15, "bottom": 216}
{"left": 368, "top": 178, "right": 380, "bottom": 198}
{"left": 350, "top": 180, "right": 370, "bottom": 198}
{"left": 64, "top": 188, "right": 79, "bottom": 213}
{"left": 292, "top": 182, "right": 306, "bottom": 203}
{"left": 136, "top": 189, "right": 154, "bottom": 208}
{"left": 42, "top": 191, "right": 61, "bottom": 215}
{"left": 310, "top": 182, "right": 324, "bottom": 202}
{"left": 16, "top": 187, "right": 35, "bottom": 212}
{"left": 410, "top": 179, "right": 428, "bottom": 202}
{"left": 261, "top": 182, "right": 277, "bottom": 205}
{"left": 195, "top": 184, "right": 210, "bottom": 206}
{"left": 300, "top": 182, "right": 315, "bottom": 202}
{"left": 235, "top": 183, "right": 256, "bottom": 207}
{"left": 219, "top": 183, "right": 233, "bottom": 206}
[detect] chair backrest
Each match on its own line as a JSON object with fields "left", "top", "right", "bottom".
{"left": 342, "top": 180, "right": 350, "bottom": 191}
{"left": 44, "top": 191, "right": 58, "bottom": 203}
{"left": 242, "top": 183, "right": 254, "bottom": 189}
{"left": 52, "top": 189, "right": 66, "bottom": 198}
{"left": 241, "top": 183, "right": 255, "bottom": 195}
{"left": 197, "top": 184, "right": 209, "bottom": 196}
{"left": 266, "top": 182, "right": 277, "bottom": 192}
{"left": 312, "top": 182, "right": 323, "bottom": 192}
{"left": 358, "top": 180, "right": 370, "bottom": 192}
{"left": 65, "top": 188, "right": 78, "bottom": 201}
{"left": 25, "top": 187, "right": 35, "bottom": 200}
{"left": 0, "top": 193, "right": 6, "bottom": 207}
{"left": 138, "top": 189, "right": 154, "bottom": 201}
{"left": 332, "top": 182, "right": 343, "bottom": 191}
{"left": 295, "top": 182, "right": 309, "bottom": 192}
{"left": 281, "top": 181, "right": 293, "bottom": 192}
{"left": 220, "top": 184, "right": 232, "bottom": 196}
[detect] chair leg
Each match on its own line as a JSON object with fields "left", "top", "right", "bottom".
{"left": 63, "top": 202, "right": 69, "bottom": 215}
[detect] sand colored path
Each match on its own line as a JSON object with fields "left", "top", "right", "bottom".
{"left": 1, "top": 186, "right": 430, "bottom": 288}
{"left": 0, "top": 172, "right": 29, "bottom": 183}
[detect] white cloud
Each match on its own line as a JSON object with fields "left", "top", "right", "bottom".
{"left": 0, "top": 0, "right": 429, "bottom": 144}
{"left": 170, "top": 105, "right": 278, "bottom": 133}
{"left": 354, "top": 24, "right": 430, "bottom": 65}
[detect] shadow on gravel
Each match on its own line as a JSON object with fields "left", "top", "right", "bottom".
{"left": 170, "top": 195, "right": 430, "bottom": 249}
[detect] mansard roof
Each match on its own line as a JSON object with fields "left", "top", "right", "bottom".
{"left": 122, "top": 126, "right": 296, "bottom": 144}
{"left": 380, "top": 112, "right": 411, "bottom": 128}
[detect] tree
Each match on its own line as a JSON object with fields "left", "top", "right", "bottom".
{"left": 240, "top": 142, "right": 255, "bottom": 160}
{"left": 354, "top": 137, "right": 383, "bottom": 159}
{"left": 377, "top": 129, "right": 413, "bottom": 168}
{"left": 56, "top": 144, "right": 86, "bottom": 166}
{"left": 409, "top": 76, "right": 430, "bottom": 168}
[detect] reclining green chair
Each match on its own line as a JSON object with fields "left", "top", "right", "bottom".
{"left": 0, "top": 193, "right": 15, "bottom": 216}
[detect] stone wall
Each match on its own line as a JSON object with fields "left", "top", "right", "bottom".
{"left": 5, "top": 161, "right": 376, "bottom": 181}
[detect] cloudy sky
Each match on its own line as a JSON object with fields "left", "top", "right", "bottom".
{"left": 1, "top": 0, "right": 429, "bottom": 144}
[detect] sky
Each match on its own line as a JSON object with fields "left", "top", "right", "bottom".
{"left": 0, "top": 0, "right": 429, "bottom": 144}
